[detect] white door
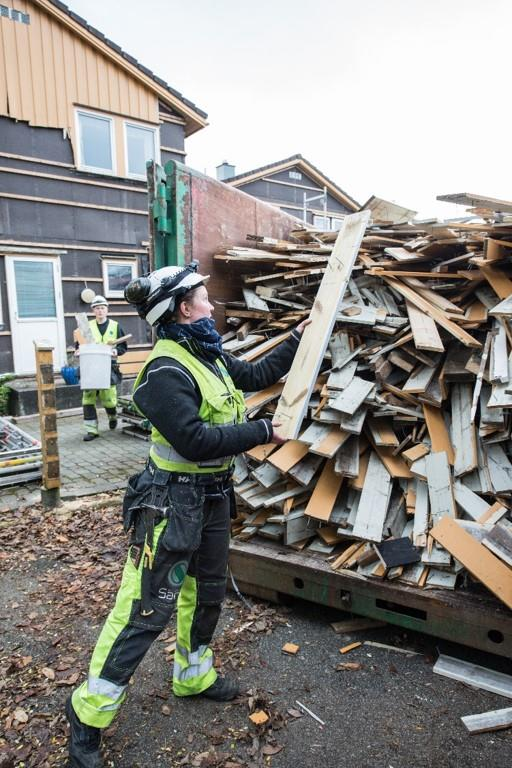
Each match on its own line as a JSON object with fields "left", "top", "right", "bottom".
{"left": 5, "top": 255, "right": 67, "bottom": 374}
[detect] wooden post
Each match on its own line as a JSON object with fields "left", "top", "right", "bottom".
{"left": 34, "top": 341, "right": 60, "bottom": 508}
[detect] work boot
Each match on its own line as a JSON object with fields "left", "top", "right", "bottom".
{"left": 109, "top": 418, "right": 118, "bottom": 430}
{"left": 65, "top": 697, "right": 103, "bottom": 768}
{"left": 200, "top": 675, "right": 239, "bottom": 701}
{"left": 83, "top": 433, "right": 99, "bottom": 442}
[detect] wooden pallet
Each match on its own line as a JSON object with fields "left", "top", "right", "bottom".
{"left": 229, "top": 538, "right": 512, "bottom": 659}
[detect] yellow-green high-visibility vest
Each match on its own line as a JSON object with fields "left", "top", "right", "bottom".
{"left": 134, "top": 339, "right": 246, "bottom": 474}
{"left": 89, "top": 319, "right": 118, "bottom": 344}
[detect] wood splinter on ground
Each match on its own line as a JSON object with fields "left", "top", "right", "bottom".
{"left": 282, "top": 642, "right": 300, "bottom": 655}
{"left": 249, "top": 710, "right": 270, "bottom": 725}
{"left": 339, "top": 641, "right": 362, "bottom": 654}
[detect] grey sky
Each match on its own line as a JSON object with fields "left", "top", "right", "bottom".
{"left": 68, "top": 0, "right": 512, "bottom": 218}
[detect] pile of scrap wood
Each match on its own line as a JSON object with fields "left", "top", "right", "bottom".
{"left": 216, "top": 194, "right": 512, "bottom": 610}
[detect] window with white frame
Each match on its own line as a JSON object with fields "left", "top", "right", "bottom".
{"left": 125, "top": 122, "right": 157, "bottom": 178}
{"left": 76, "top": 110, "right": 115, "bottom": 173}
{"left": 102, "top": 259, "right": 138, "bottom": 298}
{"left": 289, "top": 170, "right": 302, "bottom": 181}
{"left": 313, "top": 214, "right": 330, "bottom": 231}
{"left": 331, "top": 218, "right": 344, "bottom": 231}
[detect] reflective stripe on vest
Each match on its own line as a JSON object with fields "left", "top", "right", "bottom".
{"left": 89, "top": 319, "right": 118, "bottom": 344}
{"left": 151, "top": 441, "right": 227, "bottom": 468}
{"left": 135, "top": 338, "right": 246, "bottom": 475}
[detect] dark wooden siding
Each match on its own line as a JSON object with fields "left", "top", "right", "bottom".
{"left": 0, "top": 115, "right": 187, "bottom": 373}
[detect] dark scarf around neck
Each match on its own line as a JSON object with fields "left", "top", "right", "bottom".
{"left": 157, "top": 317, "right": 223, "bottom": 362}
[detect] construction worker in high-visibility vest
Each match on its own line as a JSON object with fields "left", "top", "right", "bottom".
{"left": 65, "top": 262, "right": 310, "bottom": 767}
{"left": 75, "top": 295, "right": 128, "bottom": 442}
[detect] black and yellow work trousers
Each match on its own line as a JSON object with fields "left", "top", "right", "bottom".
{"left": 71, "top": 475, "right": 231, "bottom": 728}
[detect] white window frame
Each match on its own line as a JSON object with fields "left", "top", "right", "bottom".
{"left": 313, "top": 214, "right": 331, "bottom": 231}
{"left": 289, "top": 170, "right": 302, "bottom": 181}
{"left": 123, "top": 120, "right": 160, "bottom": 180}
{"left": 102, "top": 259, "right": 138, "bottom": 298}
{"left": 75, "top": 108, "right": 116, "bottom": 176}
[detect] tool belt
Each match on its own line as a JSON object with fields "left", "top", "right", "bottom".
{"left": 122, "top": 461, "right": 234, "bottom": 617}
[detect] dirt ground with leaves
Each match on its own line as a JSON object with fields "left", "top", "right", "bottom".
{"left": 1, "top": 494, "right": 512, "bottom": 768}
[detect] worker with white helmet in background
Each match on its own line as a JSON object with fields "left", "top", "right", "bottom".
{"left": 66, "top": 260, "right": 310, "bottom": 767}
{"left": 75, "top": 294, "right": 128, "bottom": 441}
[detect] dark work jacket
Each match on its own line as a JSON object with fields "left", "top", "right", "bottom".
{"left": 133, "top": 331, "right": 300, "bottom": 463}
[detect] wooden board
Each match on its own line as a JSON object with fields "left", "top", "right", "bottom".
{"left": 461, "top": 707, "right": 512, "bottom": 735}
{"left": 425, "top": 451, "right": 456, "bottom": 524}
{"left": 352, "top": 453, "right": 392, "bottom": 542}
{"left": 451, "top": 384, "right": 477, "bottom": 477}
{"left": 434, "top": 653, "right": 512, "bottom": 698}
{"left": 330, "top": 377, "right": 374, "bottom": 415}
{"left": 267, "top": 441, "right": 309, "bottom": 473}
{"left": 309, "top": 427, "right": 350, "bottom": 458}
{"left": 382, "top": 277, "right": 481, "bottom": 348}
{"left": 431, "top": 518, "right": 512, "bottom": 609}
{"left": 273, "top": 211, "right": 370, "bottom": 439}
{"left": 423, "top": 404, "right": 455, "bottom": 465}
{"left": 406, "top": 301, "right": 445, "bottom": 352}
{"left": 304, "top": 459, "right": 343, "bottom": 522}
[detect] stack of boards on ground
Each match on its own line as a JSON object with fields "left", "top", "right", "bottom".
{"left": 216, "top": 194, "right": 512, "bottom": 611}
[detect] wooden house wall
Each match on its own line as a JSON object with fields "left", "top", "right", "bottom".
{"left": 0, "top": 0, "right": 160, "bottom": 174}
{"left": 0, "top": 116, "right": 161, "bottom": 373}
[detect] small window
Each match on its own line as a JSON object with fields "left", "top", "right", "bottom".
{"left": 102, "top": 259, "right": 138, "bottom": 298}
{"left": 125, "top": 122, "right": 156, "bottom": 178}
{"left": 289, "top": 170, "right": 302, "bottom": 181}
{"left": 76, "top": 110, "right": 114, "bottom": 173}
{"left": 331, "top": 218, "right": 344, "bottom": 231}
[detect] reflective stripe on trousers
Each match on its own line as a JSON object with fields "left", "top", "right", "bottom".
{"left": 173, "top": 643, "right": 213, "bottom": 682}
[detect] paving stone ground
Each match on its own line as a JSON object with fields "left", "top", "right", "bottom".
{"left": 0, "top": 411, "right": 148, "bottom": 510}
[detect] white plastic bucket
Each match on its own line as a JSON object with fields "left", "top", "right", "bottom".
{"left": 79, "top": 344, "right": 112, "bottom": 390}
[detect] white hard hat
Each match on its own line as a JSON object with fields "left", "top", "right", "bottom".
{"left": 124, "top": 262, "right": 209, "bottom": 326}
{"left": 91, "top": 295, "right": 108, "bottom": 308}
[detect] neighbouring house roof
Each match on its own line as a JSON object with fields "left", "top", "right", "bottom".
{"left": 227, "top": 154, "right": 360, "bottom": 211}
{"left": 41, "top": 0, "right": 208, "bottom": 135}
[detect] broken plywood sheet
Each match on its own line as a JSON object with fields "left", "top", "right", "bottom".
{"left": 273, "top": 211, "right": 370, "bottom": 439}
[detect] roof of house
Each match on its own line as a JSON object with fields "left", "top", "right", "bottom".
{"left": 227, "top": 154, "right": 360, "bottom": 211}
{"left": 43, "top": 0, "right": 208, "bottom": 135}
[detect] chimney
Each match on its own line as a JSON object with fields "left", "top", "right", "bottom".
{"left": 216, "top": 161, "right": 236, "bottom": 182}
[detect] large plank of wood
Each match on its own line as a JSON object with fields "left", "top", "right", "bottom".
{"left": 367, "top": 418, "right": 399, "bottom": 447}
{"left": 413, "top": 479, "right": 429, "bottom": 547}
{"left": 382, "top": 277, "right": 481, "bottom": 348}
{"left": 478, "top": 262, "right": 512, "bottom": 300}
{"left": 267, "top": 441, "right": 309, "bottom": 473}
{"left": 304, "top": 458, "right": 343, "bottom": 521}
{"left": 431, "top": 518, "right": 512, "bottom": 609}
{"left": 453, "top": 480, "right": 489, "bottom": 521}
{"left": 273, "top": 211, "right": 370, "bottom": 439}
{"left": 434, "top": 653, "right": 512, "bottom": 698}
{"left": 406, "top": 301, "right": 445, "bottom": 352}
{"left": 423, "top": 404, "right": 455, "bottom": 465}
{"left": 372, "top": 444, "right": 412, "bottom": 479}
{"left": 352, "top": 453, "right": 392, "bottom": 542}
{"left": 461, "top": 707, "right": 512, "bottom": 735}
